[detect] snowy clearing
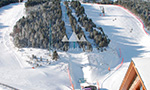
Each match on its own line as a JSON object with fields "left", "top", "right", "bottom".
{"left": 0, "top": 1, "right": 150, "bottom": 90}
{"left": 0, "top": 2, "right": 70, "bottom": 90}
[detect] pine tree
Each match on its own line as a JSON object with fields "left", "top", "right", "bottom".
{"left": 52, "top": 51, "right": 59, "bottom": 61}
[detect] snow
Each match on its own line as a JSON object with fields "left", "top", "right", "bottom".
{"left": 0, "top": 1, "right": 150, "bottom": 90}
{"left": 132, "top": 57, "right": 150, "bottom": 90}
{"left": 0, "top": 2, "right": 70, "bottom": 90}
{"left": 69, "top": 32, "right": 80, "bottom": 42}
{"left": 80, "top": 35, "right": 87, "bottom": 42}
{"left": 82, "top": 3, "right": 150, "bottom": 89}
{"left": 61, "top": 2, "right": 73, "bottom": 39}
{"left": 0, "top": 87, "right": 8, "bottom": 90}
{"left": 62, "top": 35, "right": 69, "bottom": 42}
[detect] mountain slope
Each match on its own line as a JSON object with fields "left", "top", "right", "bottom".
{"left": 0, "top": 1, "right": 150, "bottom": 90}
{"left": 0, "top": 2, "right": 70, "bottom": 90}
{"left": 82, "top": 3, "right": 150, "bottom": 89}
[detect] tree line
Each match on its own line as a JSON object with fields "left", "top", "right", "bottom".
{"left": 12, "top": 0, "right": 69, "bottom": 51}
{"left": 65, "top": 1, "right": 93, "bottom": 51}
{"left": 116, "top": 0, "right": 150, "bottom": 30}
{"left": 11, "top": 0, "right": 110, "bottom": 52}
{"left": 70, "top": 1, "right": 110, "bottom": 49}
{"left": 83, "top": 0, "right": 150, "bottom": 30}
{"left": 25, "top": 0, "right": 51, "bottom": 7}
{"left": 0, "top": 0, "right": 23, "bottom": 8}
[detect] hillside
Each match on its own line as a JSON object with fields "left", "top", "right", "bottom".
{"left": 12, "top": 0, "right": 110, "bottom": 52}
{"left": 0, "top": 0, "right": 23, "bottom": 8}
{"left": 0, "top": 0, "right": 150, "bottom": 90}
{"left": 82, "top": 3, "right": 150, "bottom": 89}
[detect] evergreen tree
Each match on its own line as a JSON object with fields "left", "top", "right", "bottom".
{"left": 52, "top": 51, "right": 59, "bottom": 60}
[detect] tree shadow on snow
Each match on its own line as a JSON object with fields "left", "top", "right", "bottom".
{"left": 101, "top": 25, "right": 145, "bottom": 63}
{"left": 83, "top": 3, "right": 146, "bottom": 64}
{"left": 0, "top": 3, "right": 20, "bottom": 15}
{"left": 0, "top": 23, "right": 8, "bottom": 29}
{"left": 0, "top": 23, "right": 8, "bottom": 39}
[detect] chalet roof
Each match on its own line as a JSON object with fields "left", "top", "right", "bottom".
{"left": 80, "top": 35, "right": 87, "bottom": 42}
{"left": 69, "top": 32, "right": 80, "bottom": 42}
{"left": 62, "top": 35, "right": 68, "bottom": 42}
{"left": 132, "top": 57, "right": 150, "bottom": 90}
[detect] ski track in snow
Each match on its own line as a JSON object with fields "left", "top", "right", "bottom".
{"left": 0, "top": 1, "right": 150, "bottom": 90}
{"left": 0, "top": 2, "right": 70, "bottom": 90}
{"left": 82, "top": 3, "right": 150, "bottom": 89}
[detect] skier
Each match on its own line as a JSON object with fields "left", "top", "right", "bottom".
{"left": 102, "top": 8, "right": 105, "bottom": 16}
{"left": 130, "top": 28, "right": 133, "bottom": 33}
{"left": 113, "top": 18, "right": 117, "bottom": 21}
{"left": 99, "top": 6, "right": 105, "bottom": 16}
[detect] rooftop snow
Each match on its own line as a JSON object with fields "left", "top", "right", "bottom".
{"left": 132, "top": 57, "right": 150, "bottom": 90}
{"left": 62, "top": 35, "right": 69, "bottom": 42}
{"left": 69, "top": 32, "right": 80, "bottom": 42}
{"left": 80, "top": 35, "right": 87, "bottom": 42}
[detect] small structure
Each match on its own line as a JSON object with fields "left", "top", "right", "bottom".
{"left": 99, "top": 6, "right": 105, "bottom": 16}
{"left": 69, "top": 32, "right": 80, "bottom": 48}
{"left": 80, "top": 35, "right": 87, "bottom": 42}
{"left": 62, "top": 35, "right": 69, "bottom": 42}
{"left": 120, "top": 58, "right": 150, "bottom": 90}
{"left": 62, "top": 32, "right": 87, "bottom": 49}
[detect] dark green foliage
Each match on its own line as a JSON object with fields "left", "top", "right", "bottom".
{"left": 84, "top": 0, "right": 150, "bottom": 30}
{"left": 52, "top": 50, "right": 59, "bottom": 60}
{"left": 83, "top": 0, "right": 113, "bottom": 4}
{"left": 70, "top": 1, "right": 85, "bottom": 17}
{"left": 78, "top": 15, "right": 96, "bottom": 28}
{"left": 67, "top": 1, "right": 110, "bottom": 49}
{"left": 110, "top": 1, "right": 150, "bottom": 30}
{"left": 101, "top": 0, "right": 113, "bottom": 4}
{"left": 116, "top": 1, "right": 150, "bottom": 29}
{"left": 0, "top": 0, "right": 23, "bottom": 8}
{"left": 65, "top": 2, "right": 93, "bottom": 51}
{"left": 71, "top": 1, "right": 110, "bottom": 48}
{"left": 25, "top": 0, "right": 51, "bottom": 7}
{"left": 12, "top": 0, "right": 69, "bottom": 51}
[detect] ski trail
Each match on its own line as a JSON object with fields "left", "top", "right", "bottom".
{"left": 82, "top": 3, "right": 150, "bottom": 89}
{"left": 66, "top": 52, "right": 89, "bottom": 89}
{"left": 0, "top": 2, "right": 25, "bottom": 68}
{"left": 61, "top": 2, "right": 73, "bottom": 39}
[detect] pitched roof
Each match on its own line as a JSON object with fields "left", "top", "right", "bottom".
{"left": 132, "top": 57, "right": 150, "bottom": 90}
{"left": 69, "top": 32, "right": 80, "bottom": 42}
{"left": 80, "top": 35, "right": 87, "bottom": 42}
{"left": 62, "top": 35, "right": 68, "bottom": 42}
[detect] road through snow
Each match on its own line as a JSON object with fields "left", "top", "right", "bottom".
{"left": 0, "top": 2, "right": 25, "bottom": 69}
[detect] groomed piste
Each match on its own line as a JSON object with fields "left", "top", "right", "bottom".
{"left": 0, "top": 0, "right": 150, "bottom": 90}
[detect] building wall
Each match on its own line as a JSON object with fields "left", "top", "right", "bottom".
{"left": 120, "top": 61, "right": 146, "bottom": 90}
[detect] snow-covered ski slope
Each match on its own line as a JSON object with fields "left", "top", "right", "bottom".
{"left": 0, "top": 1, "right": 150, "bottom": 90}
{"left": 82, "top": 3, "right": 150, "bottom": 89}
{"left": 0, "top": 2, "right": 70, "bottom": 90}
{"left": 83, "top": 3, "right": 150, "bottom": 61}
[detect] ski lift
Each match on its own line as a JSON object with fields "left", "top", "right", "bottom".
{"left": 99, "top": 6, "right": 105, "bottom": 16}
